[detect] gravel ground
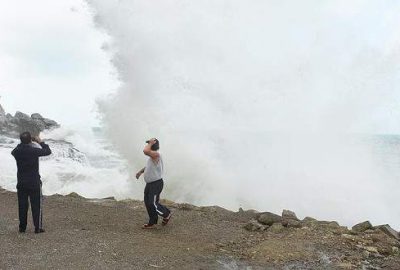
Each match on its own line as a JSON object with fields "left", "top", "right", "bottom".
{"left": 1, "top": 187, "right": 400, "bottom": 270}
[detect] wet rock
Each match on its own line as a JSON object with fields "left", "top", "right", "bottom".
{"left": 352, "top": 221, "right": 373, "bottom": 233}
{"left": 0, "top": 104, "right": 59, "bottom": 137}
{"left": 257, "top": 212, "right": 282, "bottom": 226}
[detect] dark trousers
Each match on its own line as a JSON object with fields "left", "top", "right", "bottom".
{"left": 17, "top": 187, "right": 43, "bottom": 231}
{"left": 144, "top": 179, "right": 170, "bottom": 225}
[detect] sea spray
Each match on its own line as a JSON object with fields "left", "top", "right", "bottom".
{"left": 85, "top": 0, "right": 400, "bottom": 227}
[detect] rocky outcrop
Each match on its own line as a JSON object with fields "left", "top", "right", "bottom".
{"left": 245, "top": 210, "right": 400, "bottom": 242}
{"left": 352, "top": 221, "right": 373, "bottom": 233}
{"left": 243, "top": 210, "right": 400, "bottom": 268}
{"left": 0, "top": 103, "right": 59, "bottom": 137}
{"left": 257, "top": 212, "right": 282, "bottom": 226}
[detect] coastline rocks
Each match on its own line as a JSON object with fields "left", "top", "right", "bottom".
{"left": 352, "top": 221, "right": 373, "bottom": 233}
{"left": 375, "top": 225, "right": 400, "bottom": 241}
{"left": 244, "top": 219, "right": 269, "bottom": 231}
{"left": 269, "top": 223, "right": 285, "bottom": 233}
{"left": 0, "top": 103, "right": 5, "bottom": 123}
{"left": 257, "top": 212, "right": 282, "bottom": 226}
{"left": 282, "top": 209, "right": 301, "bottom": 227}
{"left": 0, "top": 103, "right": 59, "bottom": 137}
{"left": 282, "top": 209, "right": 299, "bottom": 221}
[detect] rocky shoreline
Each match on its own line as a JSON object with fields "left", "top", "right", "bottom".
{"left": 0, "top": 102, "right": 59, "bottom": 138}
{"left": 1, "top": 187, "right": 400, "bottom": 269}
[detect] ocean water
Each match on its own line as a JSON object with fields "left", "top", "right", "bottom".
{"left": 0, "top": 128, "right": 136, "bottom": 199}
{"left": 1, "top": 129, "right": 400, "bottom": 228}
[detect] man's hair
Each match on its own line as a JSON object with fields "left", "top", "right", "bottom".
{"left": 152, "top": 139, "right": 160, "bottom": 151}
{"left": 20, "top": 132, "right": 32, "bottom": 144}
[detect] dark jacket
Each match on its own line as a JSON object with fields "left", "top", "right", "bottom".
{"left": 11, "top": 142, "right": 52, "bottom": 189}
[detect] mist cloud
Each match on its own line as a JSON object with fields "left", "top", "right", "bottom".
{"left": 87, "top": 0, "right": 400, "bottom": 227}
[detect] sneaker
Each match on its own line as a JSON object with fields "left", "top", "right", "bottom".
{"left": 19, "top": 228, "right": 26, "bottom": 233}
{"left": 35, "top": 228, "right": 45, "bottom": 234}
{"left": 162, "top": 213, "right": 172, "bottom": 226}
{"left": 142, "top": 224, "right": 156, "bottom": 229}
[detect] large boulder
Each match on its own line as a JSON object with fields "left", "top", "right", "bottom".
{"left": 281, "top": 209, "right": 300, "bottom": 227}
{"left": 13, "top": 111, "right": 41, "bottom": 135}
{"left": 352, "top": 221, "right": 373, "bottom": 233}
{"left": 375, "top": 225, "right": 400, "bottom": 241}
{"left": 257, "top": 212, "right": 282, "bottom": 226}
{"left": 0, "top": 108, "right": 59, "bottom": 137}
{"left": 282, "top": 209, "right": 299, "bottom": 220}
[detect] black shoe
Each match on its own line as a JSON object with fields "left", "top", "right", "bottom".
{"left": 35, "top": 228, "right": 45, "bottom": 234}
{"left": 162, "top": 213, "right": 172, "bottom": 226}
{"left": 19, "top": 228, "right": 26, "bottom": 233}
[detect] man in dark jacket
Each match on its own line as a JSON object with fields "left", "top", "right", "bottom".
{"left": 11, "top": 132, "right": 52, "bottom": 233}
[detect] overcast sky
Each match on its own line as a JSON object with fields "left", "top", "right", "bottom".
{"left": 1, "top": 0, "right": 400, "bottom": 133}
{"left": 0, "top": 0, "right": 118, "bottom": 127}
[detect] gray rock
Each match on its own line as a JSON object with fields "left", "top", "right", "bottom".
{"left": 31, "top": 113, "right": 43, "bottom": 120}
{"left": 302, "top": 217, "right": 317, "bottom": 223}
{"left": 282, "top": 209, "right": 299, "bottom": 220}
{"left": 286, "top": 219, "right": 302, "bottom": 228}
{"left": 0, "top": 103, "right": 5, "bottom": 116}
{"left": 43, "top": 118, "right": 59, "bottom": 129}
{"left": 282, "top": 209, "right": 299, "bottom": 227}
{"left": 0, "top": 107, "right": 59, "bottom": 137}
{"left": 352, "top": 221, "right": 373, "bottom": 233}
{"left": 244, "top": 219, "right": 268, "bottom": 231}
{"left": 269, "top": 223, "right": 285, "bottom": 233}
{"left": 375, "top": 224, "right": 400, "bottom": 241}
{"left": 5, "top": 113, "right": 13, "bottom": 121}
{"left": 257, "top": 212, "right": 282, "bottom": 226}
{"left": 317, "top": 221, "right": 340, "bottom": 228}
{"left": 0, "top": 103, "right": 5, "bottom": 123}
{"left": 14, "top": 111, "right": 31, "bottom": 121}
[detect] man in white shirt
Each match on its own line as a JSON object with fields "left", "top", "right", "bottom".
{"left": 136, "top": 138, "right": 171, "bottom": 229}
